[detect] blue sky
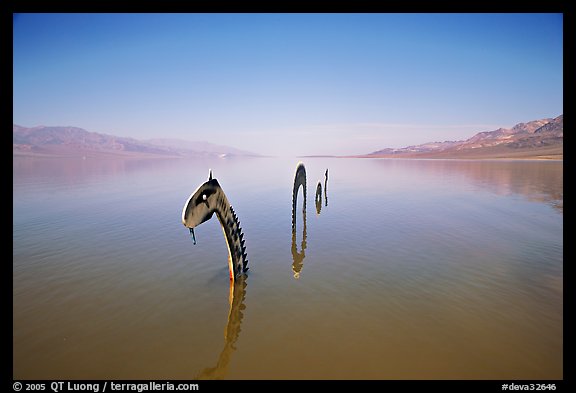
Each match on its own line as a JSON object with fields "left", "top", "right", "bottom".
{"left": 13, "top": 13, "right": 563, "bottom": 156}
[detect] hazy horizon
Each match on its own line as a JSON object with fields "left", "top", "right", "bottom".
{"left": 13, "top": 13, "right": 563, "bottom": 156}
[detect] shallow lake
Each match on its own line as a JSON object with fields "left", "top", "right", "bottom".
{"left": 13, "top": 156, "right": 563, "bottom": 379}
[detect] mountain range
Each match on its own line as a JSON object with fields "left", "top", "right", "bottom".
{"left": 364, "top": 114, "right": 563, "bottom": 159}
{"left": 13, "top": 125, "right": 258, "bottom": 158}
{"left": 13, "top": 114, "right": 563, "bottom": 160}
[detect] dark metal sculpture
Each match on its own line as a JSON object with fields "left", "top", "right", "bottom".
{"left": 182, "top": 170, "right": 248, "bottom": 281}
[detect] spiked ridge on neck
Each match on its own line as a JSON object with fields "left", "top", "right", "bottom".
{"left": 220, "top": 205, "right": 249, "bottom": 279}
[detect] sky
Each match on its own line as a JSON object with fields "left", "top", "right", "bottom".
{"left": 13, "top": 13, "right": 563, "bottom": 156}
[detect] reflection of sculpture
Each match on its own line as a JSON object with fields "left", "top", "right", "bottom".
{"left": 182, "top": 170, "right": 248, "bottom": 281}
{"left": 291, "top": 163, "right": 307, "bottom": 278}
{"left": 291, "top": 208, "right": 307, "bottom": 279}
{"left": 196, "top": 276, "right": 248, "bottom": 380}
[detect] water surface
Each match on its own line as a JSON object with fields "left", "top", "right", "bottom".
{"left": 13, "top": 157, "right": 563, "bottom": 379}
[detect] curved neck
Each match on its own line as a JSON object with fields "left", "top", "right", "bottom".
{"left": 211, "top": 188, "right": 248, "bottom": 280}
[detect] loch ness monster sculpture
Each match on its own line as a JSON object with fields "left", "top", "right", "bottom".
{"left": 182, "top": 170, "right": 248, "bottom": 281}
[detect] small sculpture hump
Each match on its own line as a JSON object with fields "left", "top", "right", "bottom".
{"left": 324, "top": 168, "right": 328, "bottom": 207}
{"left": 315, "top": 180, "right": 322, "bottom": 215}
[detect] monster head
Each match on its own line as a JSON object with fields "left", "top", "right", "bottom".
{"left": 181, "top": 169, "right": 248, "bottom": 280}
{"left": 182, "top": 170, "right": 222, "bottom": 234}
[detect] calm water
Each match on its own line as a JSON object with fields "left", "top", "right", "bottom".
{"left": 13, "top": 156, "right": 563, "bottom": 379}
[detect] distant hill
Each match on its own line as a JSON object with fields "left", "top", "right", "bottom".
{"left": 364, "top": 115, "right": 563, "bottom": 160}
{"left": 13, "top": 125, "right": 259, "bottom": 158}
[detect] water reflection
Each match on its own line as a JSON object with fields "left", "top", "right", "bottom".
{"left": 371, "top": 159, "right": 563, "bottom": 213}
{"left": 291, "top": 209, "right": 307, "bottom": 279}
{"left": 13, "top": 156, "right": 562, "bottom": 379}
{"left": 13, "top": 156, "right": 181, "bottom": 187}
{"left": 460, "top": 160, "right": 563, "bottom": 212}
{"left": 291, "top": 163, "right": 307, "bottom": 278}
{"left": 195, "top": 275, "right": 247, "bottom": 380}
